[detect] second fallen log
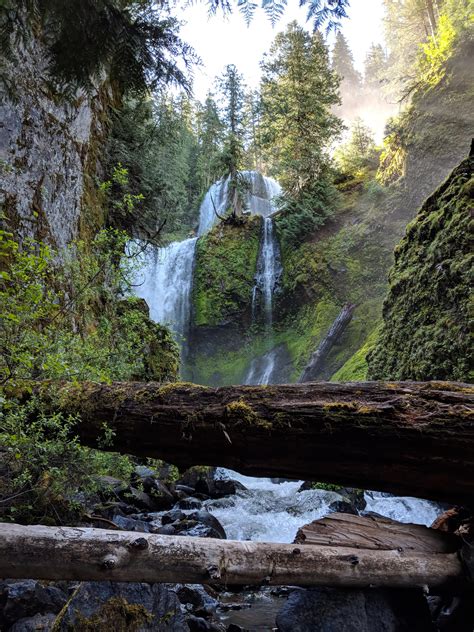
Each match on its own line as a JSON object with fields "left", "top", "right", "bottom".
{"left": 0, "top": 522, "right": 464, "bottom": 588}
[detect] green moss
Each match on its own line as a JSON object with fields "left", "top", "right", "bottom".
{"left": 193, "top": 216, "right": 261, "bottom": 327}
{"left": 368, "top": 155, "right": 473, "bottom": 381}
{"left": 225, "top": 398, "right": 272, "bottom": 429}
{"left": 331, "top": 326, "right": 381, "bottom": 382}
{"left": 71, "top": 597, "right": 153, "bottom": 631}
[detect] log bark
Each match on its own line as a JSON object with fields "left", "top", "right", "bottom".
{"left": 15, "top": 380, "right": 474, "bottom": 504}
{"left": 0, "top": 523, "right": 464, "bottom": 589}
{"left": 294, "top": 513, "right": 459, "bottom": 553}
{"left": 299, "top": 303, "right": 356, "bottom": 382}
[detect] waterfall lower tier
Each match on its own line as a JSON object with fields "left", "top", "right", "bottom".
{"left": 252, "top": 217, "right": 282, "bottom": 328}
{"left": 134, "top": 238, "right": 197, "bottom": 341}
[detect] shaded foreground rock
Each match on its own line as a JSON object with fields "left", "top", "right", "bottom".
{"left": 54, "top": 581, "right": 189, "bottom": 631}
{"left": 276, "top": 587, "right": 435, "bottom": 632}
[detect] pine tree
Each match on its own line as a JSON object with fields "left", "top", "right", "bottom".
{"left": 335, "top": 118, "right": 379, "bottom": 174}
{"left": 260, "top": 22, "right": 342, "bottom": 244}
{"left": 195, "top": 93, "right": 225, "bottom": 192}
{"left": 216, "top": 64, "right": 248, "bottom": 217}
{"left": 332, "top": 32, "right": 361, "bottom": 87}
{"left": 364, "top": 43, "right": 389, "bottom": 89}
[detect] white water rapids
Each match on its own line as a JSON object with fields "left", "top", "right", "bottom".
{"left": 205, "top": 469, "right": 445, "bottom": 544}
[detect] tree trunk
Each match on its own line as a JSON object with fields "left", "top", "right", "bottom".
{"left": 299, "top": 303, "right": 356, "bottom": 382}
{"left": 15, "top": 380, "right": 474, "bottom": 504}
{"left": 0, "top": 523, "right": 464, "bottom": 589}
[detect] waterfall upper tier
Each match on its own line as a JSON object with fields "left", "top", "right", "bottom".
{"left": 198, "top": 171, "right": 281, "bottom": 236}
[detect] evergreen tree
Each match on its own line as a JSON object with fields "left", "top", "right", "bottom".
{"left": 335, "top": 118, "right": 379, "bottom": 174}
{"left": 243, "top": 89, "right": 264, "bottom": 172}
{"left": 364, "top": 43, "right": 389, "bottom": 89}
{"left": 216, "top": 64, "right": 248, "bottom": 217}
{"left": 195, "top": 93, "right": 225, "bottom": 192}
{"left": 260, "top": 22, "right": 342, "bottom": 245}
{"left": 332, "top": 32, "right": 361, "bottom": 86}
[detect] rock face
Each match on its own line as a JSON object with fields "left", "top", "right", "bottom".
{"left": 276, "top": 587, "right": 435, "bottom": 632}
{"left": 0, "top": 22, "right": 111, "bottom": 249}
{"left": 368, "top": 150, "right": 472, "bottom": 381}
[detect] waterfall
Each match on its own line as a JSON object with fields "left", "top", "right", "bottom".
{"left": 134, "top": 171, "right": 282, "bottom": 360}
{"left": 252, "top": 217, "right": 282, "bottom": 328}
{"left": 134, "top": 237, "right": 197, "bottom": 340}
{"left": 197, "top": 178, "right": 230, "bottom": 236}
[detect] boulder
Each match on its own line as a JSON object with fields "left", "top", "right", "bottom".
{"left": 177, "top": 497, "right": 203, "bottom": 510}
{"left": 0, "top": 580, "right": 67, "bottom": 628}
{"left": 175, "top": 584, "right": 219, "bottom": 618}
{"left": 8, "top": 613, "right": 57, "bottom": 631}
{"left": 276, "top": 587, "right": 435, "bottom": 632}
{"left": 53, "top": 581, "right": 189, "bottom": 631}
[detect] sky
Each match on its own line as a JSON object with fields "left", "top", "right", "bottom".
{"left": 177, "top": 0, "right": 387, "bottom": 101}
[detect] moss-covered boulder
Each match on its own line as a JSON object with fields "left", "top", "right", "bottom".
{"left": 117, "top": 298, "right": 179, "bottom": 382}
{"left": 368, "top": 151, "right": 473, "bottom": 381}
{"left": 193, "top": 216, "right": 261, "bottom": 328}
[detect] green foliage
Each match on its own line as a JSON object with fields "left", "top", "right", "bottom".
{"left": 368, "top": 154, "right": 473, "bottom": 381}
{"left": 335, "top": 119, "right": 380, "bottom": 177}
{"left": 1, "top": 0, "right": 194, "bottom": 95}
{"left": 260, "top": 22, "right": 342, "bottom": 247}
{"left": 0, "top": 396, "right": 134, "bottom": 524}
{"left": 107, "top": 95, "right": 203, "bottom": 240}
{"left": 0, "top": 225, "right": 179, "bottom": 383}
{"left": 193, "top": 217, "right": 261, "bottom": 327}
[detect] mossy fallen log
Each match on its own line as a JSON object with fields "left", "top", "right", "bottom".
{"left": 11, "top": 380, "right": 474, "bottom": 504}
{"left": 0, "top": 522, "right": 464, "bottom": 588}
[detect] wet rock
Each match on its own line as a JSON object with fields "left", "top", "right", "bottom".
{"left": 337, "top": 488, "right": 367, "bottom": 513}
{"left": 188, "top": 511, "right": 227, "bottom": 539}
{"left": 177, "top": 497, "right": 203, "bottom": 510}
{"left": 227, "top": 625, "right": 250, "bottom": 632}
{"left": 175, "top": 584, "right": 219, "bottom": 617}
{"left": 119, "top": 487, "right": 155, "bottom": 511}
{"left": 205, "top": 497, "right": 236, "bottom": 510}
{"left": 212, "top": 479, "right": 247, "bottom": 498}
{"left": 176, "top": 484, "right": 196, "bottom": 496}
{"left": 0, "top": 580, "right": 67, "bottom": 628}
{"left": 111, "top": 514, "right": 154, "bottom": 533}
{"left": 178, "top": 467, "right": 217, "bottom": 493}
{"left": 95, "top": 475, "right": 129, "bottom": 497}
{"left": 8, "top": 613, "right": 57, "bottom": 631}
{"left": 327, "top": 499, "right": 358, "bottom": 515}
{"left": 140, "top": 478, "right": 176, "bottom": 510}
{"left": 53, "top": 581, "right": 189, "bottom": 631}
{"left": 186, "top": 615, "right": 225, "bottom": 631}
{"left": 162, "top": 509, "right": 186, "bottom": 525}
{"left": 276, "top": 587, "right": 435, "bottom": 632}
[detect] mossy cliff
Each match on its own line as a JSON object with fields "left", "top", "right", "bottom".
{"left": 193, "top": 216, "right": 261, "bottom": 328}
{"left": 368, "top": 151, "right": 473, "bottom": 382}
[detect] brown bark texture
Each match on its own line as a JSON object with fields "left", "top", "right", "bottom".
{"left": 0, "top": 523, "right": 464, "bottom": 589}
{"left": 15, "top": 380, "right": 474, "bottom": 504}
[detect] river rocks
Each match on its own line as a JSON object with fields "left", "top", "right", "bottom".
{"left": 0, "top": 580, "right": 67, "bottom": 629}
{"left": 177, "top": 497, "right": 204, "bottom": 510}
{"left": 54, "top": 581, "right": 189, "bottom": 631}
{"left": 8, "top": 613, "right": 57, "bottom": 631}
{"left": 276, "top": 587, "right": 435, "bottom": 632}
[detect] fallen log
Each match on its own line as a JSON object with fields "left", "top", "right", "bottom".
{"left": 0, "top": 523, "right": 464, "bottom": 589}
{"left": 13, "top": 380, "right": 474, "bottom": 504}
{"left": 294, "top": 513, "right": 459, "bottom": 553}
{"left": 299, "top": 302, "right": 355, "bottom": 382}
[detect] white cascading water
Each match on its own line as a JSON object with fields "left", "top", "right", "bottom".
{"left": 134, "top": 171, "right": 282, "bottom": 348}
{"left": 206, "top": 469, "right": 445, "bottom": 544}
{"left": 134, "top": 237, "right": 197, "bottom": 340}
